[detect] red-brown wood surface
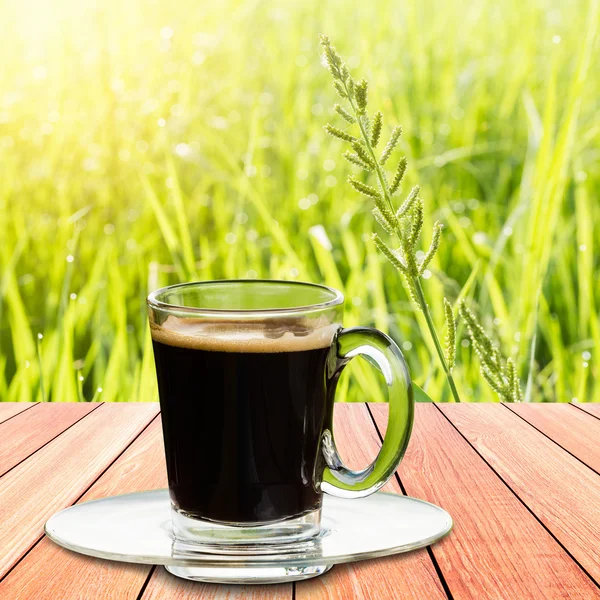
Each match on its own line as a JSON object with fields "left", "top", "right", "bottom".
{"left": 505, "top": 403, "right": 600, "bottom": 474}
{"left": 141, "top": 567, "right": 291, "bottom": 599}
{"left": 439, "top": 403, "right": 600, "bottom": 587}
{"left": 0, "top": 403, "right": 37, "bottom": 425}
{"left": 0, "top": 417, "right": 164, "bottom": 600}
{"left": 1, "top": 403, "right": 600, "bottom": 600}
{"left": 371, "top": 403, "right": 600, "bottom": 599}
{"left": 0, "top": 415, "right": 291, "bottom": 600}
{"left": 573, "top": 402, "right": 600, "bottom": 419}
{"left": 296, "top": 404, "right": 447, "bottom": 600}
{"left": 0, "top": 403, "right": 159, "bottom": 580}
{"left": 0, "top": 402, "right": 98, "bottom": 477}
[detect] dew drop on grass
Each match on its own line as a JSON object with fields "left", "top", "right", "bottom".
{"left": 473, "top": 232, "right": 487, "bottom": 245}
{"left": 175, "top": 143, "right": 190, "bottom": 157}
{"left": 160, "top": 27, "right": 174, "bottom": 40}
{"left": 192, "top": 52, "right": 205, "bottom": 65}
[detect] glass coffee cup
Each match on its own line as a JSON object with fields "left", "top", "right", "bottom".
{"left": 147, "top": 280, "right": 413, "bottom": 547}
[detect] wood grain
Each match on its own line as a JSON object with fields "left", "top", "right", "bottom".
{"left": 438, "top": 403, "right": 600, "bottom": 589}
{"left": 0, "top": 403, "right": 37, "bottom": 425}
{"left": 572, "top": 403, "right": 600, "bottom": 419}
{"left": 371, "top": 403, "right": 600, "bottom": 599}
{"left": 296, "top": 404, "right": 447, "bottom": 600}
{"left": 0, "top": 402, "right": 99, "bottom": 477}
{"left": 0, "top": 418, "right": 164, "bottom": 599}
{"left": 505, "top": 403, "right": 600, "bottom": 474}
{"left": 0, "top": 402, "right": 159, "bottom": 580}
{"left": 1, "top": 416, "right": 291, "bottom": 600}
{"left": 0, "top": 541, "right": 149, "bottom": 600}
{"left": 2, "top": 403, "right": 600, "bottom": 599}
{"left": 141, "top": 567, "right": 291, "bottom": 599}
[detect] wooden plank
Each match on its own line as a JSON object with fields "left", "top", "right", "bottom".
{"left": 572, "top": 403, "right": 600, "bottom": 419}
{"left": 0, "top": 403, "right": 37, "bottom": 425}
{"left": 141, "top": 567, "right": 291, "bottom": 599}
{"left": 371, "top": 404, "right": 600, "bottom": 599}
{"left": 0, "top": 418, "right": 164, "bottom": 599}
{"left": 296, "top": 404, "right": 447, "bottom": 600}
{"left": 0, "top": 403, "right": 159, "bottom": 580}
{"left": 0, "top": 402, "right": 99, "bottom": 477}
{"left": 438, "top": 403, "right": 600, "bottom": 589}
{"left": 505, "top": 403, "right": 600, "bottom": 474}
{"left": 1, "top": 416, "right": 290, "bottom": 600}
{"left": 0, "top": 535, "right": 149, "bottom": 600}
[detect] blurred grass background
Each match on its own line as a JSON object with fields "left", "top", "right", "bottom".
{"left": 0, "top": 0, "right": 598, "bottom": 403}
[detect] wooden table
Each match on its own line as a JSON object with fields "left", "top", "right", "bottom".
{"left": 1, "top": 402, "right": 600, "bottom": 599}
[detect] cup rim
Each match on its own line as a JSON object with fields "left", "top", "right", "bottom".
{"left": 147, "top": 279, "right": 345, "bottom": 315}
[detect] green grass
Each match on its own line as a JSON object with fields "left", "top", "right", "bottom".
{"left": 1, "top": 0, "right": 598, "bottom": 403}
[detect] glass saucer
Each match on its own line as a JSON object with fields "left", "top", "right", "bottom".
{"left": 45, "top": 490, "right": 452, "bottom": 584}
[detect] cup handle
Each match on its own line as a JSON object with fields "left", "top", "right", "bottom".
{"left": 321, "top": 327, "right": 414, "bottom": 498}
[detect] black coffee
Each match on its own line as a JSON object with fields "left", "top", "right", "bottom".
{"left": 151, "top": 321, "right": 335, "bottom": 524}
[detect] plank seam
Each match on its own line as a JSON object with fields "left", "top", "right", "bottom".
{"left": 431, "top": 403, "right": 600, "bottom": 591}
{"left": 0, "top": 410, "right": 160, "bottom": 584}
{"left": 501, "top": 403, "right": 600, "bottom": 477}
{"left": 365, "top": 404, "right": 454, "bottom": 600}
{"left": 570, "top": 402, "right": 600, "bottom": 423}
{"left": 0, "top": 403, "right": 105, "bottom": 481}
{"left": 0, "top": 529, "right": 45, "bottom": 585}
{"left": 0, "top": 403, "right": 40, "bottom": 426}
{"left": 135, "top": 565, "right": 156, "bottom": 600}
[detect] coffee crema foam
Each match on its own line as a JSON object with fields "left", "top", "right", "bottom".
{"left": 150, "top": 315, "right": 340, "bottom": 353}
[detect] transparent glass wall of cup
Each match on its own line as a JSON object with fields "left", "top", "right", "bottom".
{"left": 147, "top": 280, "right": 413, "bottom": 548}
